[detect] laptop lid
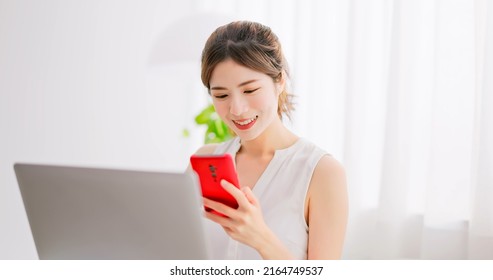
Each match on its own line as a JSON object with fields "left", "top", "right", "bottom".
{"left": 14, "top": 163, "right": 210, "bottom": 260}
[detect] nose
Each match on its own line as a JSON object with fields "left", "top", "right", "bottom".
{"left": 229, "top": 93, "right": 248, "bottom": 116}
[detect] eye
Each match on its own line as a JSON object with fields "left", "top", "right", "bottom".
{"left": 244, "top": 87, "right": 260, "bottom": 94}
{"left": 214, "top": 94, "right": 228, "bottom": 99}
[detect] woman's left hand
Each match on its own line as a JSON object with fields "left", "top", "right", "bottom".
{"left": 203, "top": 179, "right": 270, "bottom": 251}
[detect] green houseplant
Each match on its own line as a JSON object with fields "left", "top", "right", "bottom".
{"left": 186, "top": 103, "right": 233, "bottom": 144}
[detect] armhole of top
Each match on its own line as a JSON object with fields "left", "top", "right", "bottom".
{"left": 302, "top": 153, "right": 331, "bottom": 229}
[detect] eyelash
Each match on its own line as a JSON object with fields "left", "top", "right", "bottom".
{"left": 244, "top": 88, "right": 260, "bottom": 94}
{"left": 213, "top": 88, "right": 260, "bottom": 99}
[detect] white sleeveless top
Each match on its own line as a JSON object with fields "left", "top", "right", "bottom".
{"left": 204, "top": 137, "right": 328, "bottom": 259}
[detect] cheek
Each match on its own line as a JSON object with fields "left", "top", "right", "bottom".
{"left": 212, "top": 101, "right": 229, "bottom": 119}
{"left": 251, "top": 92, "right": 278, "bottom": 113}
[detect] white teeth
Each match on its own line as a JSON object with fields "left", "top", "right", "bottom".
{"left": 234, "top": 117, "right": 257, "bottom": 126}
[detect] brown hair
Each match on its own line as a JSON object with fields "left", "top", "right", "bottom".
{"left": 201, "top": 21, "right": 294, "bottom": 120}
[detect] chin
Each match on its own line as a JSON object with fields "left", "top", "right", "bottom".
{"left": 234, "top": 130, "right": 262, "bottom": 142}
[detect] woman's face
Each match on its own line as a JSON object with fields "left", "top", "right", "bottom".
{"left": 209, "top": 59, "right": 281, "bottom": 141}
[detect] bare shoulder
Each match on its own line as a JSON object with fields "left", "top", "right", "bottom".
{"left": 307, "top": 154, "right": 348, "bottom": 211}
{"left": 194, "top": 143, "right": 220, "bottom": 155}
{"left": 311, "top": 155, "right": 346, "bottom": 188}
{"left": 306, "top": 154, "right": 348, "bottom": 259}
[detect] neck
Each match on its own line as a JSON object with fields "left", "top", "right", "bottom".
{"left": 238, "top": 118, "right": 298, "bottom": 158}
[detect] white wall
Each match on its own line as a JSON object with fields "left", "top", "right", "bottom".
{"left": 0, "top": 0, "right": 228, "bottom": 259}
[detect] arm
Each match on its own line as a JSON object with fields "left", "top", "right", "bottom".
{"left": 307, "top": 155, "right": 348, "bottom": 259}
{"left": 203, "top": 181, "right": 296, "bottom": 260}
{"left": 203, "top": 154, "right": 348, "bottom": 260}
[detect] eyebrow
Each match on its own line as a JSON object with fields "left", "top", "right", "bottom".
{"left": 210, "top": 79, "right": 258, "bottom": 90}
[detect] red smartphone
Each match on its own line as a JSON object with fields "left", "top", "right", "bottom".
{"left": 190, "top": 154, "right": 240, "bottom": 215}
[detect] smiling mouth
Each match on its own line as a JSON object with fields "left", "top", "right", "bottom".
{"left": 232, "top": 116, "right": 258, "bottom": 130}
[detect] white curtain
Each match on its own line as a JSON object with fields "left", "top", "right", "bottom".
{"left": 191, "top": 0, "right": 493, "bottom": 259}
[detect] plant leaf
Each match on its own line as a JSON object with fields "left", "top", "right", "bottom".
{"left": 190, "top": 103, "right": 234, "bottom": 144}
{"left": 194, "top": 104, "right": 215, "bottom": 124}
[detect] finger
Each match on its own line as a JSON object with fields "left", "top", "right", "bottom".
{"left": 203, "top": 197, "right": 236, "bottom": 218}
{"left": 241, "top": 187, "right": 259, "bottom": 206}
{"left": 220, "top": 179, "right": 249, "bottom": 206}
{"left": 204, "top": 209, "right": 234, "bottom": 228}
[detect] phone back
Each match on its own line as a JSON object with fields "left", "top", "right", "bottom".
{"left": 190, "top": 154, "right": 239, "bottom": 210}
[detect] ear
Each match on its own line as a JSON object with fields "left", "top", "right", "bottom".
{"left": 276, "top": 71, "right": 286, "bottom": 96}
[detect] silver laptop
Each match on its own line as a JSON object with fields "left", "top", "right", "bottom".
{"left": 14, "top": 163, "right": 210, "bottom": 260}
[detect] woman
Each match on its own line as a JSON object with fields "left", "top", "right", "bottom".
{"left": 192, "top": 21, "right": 348, "bottom": 260}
